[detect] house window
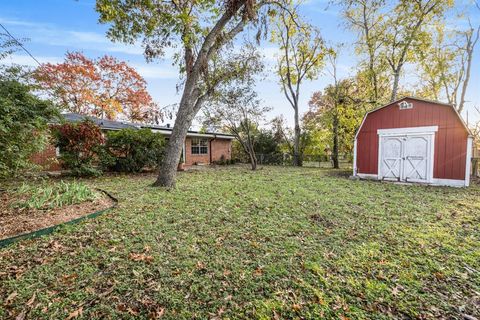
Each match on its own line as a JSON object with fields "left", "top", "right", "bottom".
{"left": 191, "top": 138, "right": 208, "bottom": 154}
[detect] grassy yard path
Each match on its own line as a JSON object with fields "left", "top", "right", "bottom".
{"left": 1, "top": 167, "right": 479, "bottom": 319}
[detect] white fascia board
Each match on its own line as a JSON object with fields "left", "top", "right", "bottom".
{"left": 377, "top": 126, "right": 438, "bottom": 136}
{"left": 150, "top": 128, "right": 234, "bottom": 139}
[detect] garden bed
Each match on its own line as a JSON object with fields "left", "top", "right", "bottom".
{"left": 0, "top": 181, "right": 114, "bottom": 241}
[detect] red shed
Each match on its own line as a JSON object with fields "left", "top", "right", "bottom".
{"left": 353, "top": 97, "right": 473, "bottom": 187}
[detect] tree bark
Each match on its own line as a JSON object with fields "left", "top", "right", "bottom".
{"left": 458, "top": 26, "right": 479, "bottom": 113}
{"left": 293, "top": 104, "right": 302, "bottom": 166}
{"left": 153, "top": 91, "right": 197, "bottom": 187}
{"left": 248, "top": 151, "right": 257, "bottom": 170}
{"left": 332, "top": 112, "right": 339, "bottom": 169}
{"left": 390, "top": 70, "right": 400, "bottom": 102}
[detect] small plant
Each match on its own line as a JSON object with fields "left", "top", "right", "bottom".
{"left": 13, "top": 180, "right": 99, "bottom": 210}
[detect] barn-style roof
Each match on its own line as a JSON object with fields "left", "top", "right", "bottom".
{"left": 355, "top": 96, "right": 472, "bottom": 139}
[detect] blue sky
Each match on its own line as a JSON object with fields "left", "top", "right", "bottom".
{"left": 1, "top": 0, "right": 479, "bottom": 127}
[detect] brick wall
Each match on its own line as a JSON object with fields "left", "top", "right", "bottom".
{"left": 32, "top": 136, "right": 233, "bottom": 171}
{"left": 30, "top": 144, "right": 62, "bottom": 171}
{"left": 184, "top": 137, "right": 232, "bottom": 166}
{"left": 211, "top": 139, "right": 232, "bottom": 162}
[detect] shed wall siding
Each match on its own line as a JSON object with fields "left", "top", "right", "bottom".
{"left": 356, "top": 99, "right": 468, "bottom": 180}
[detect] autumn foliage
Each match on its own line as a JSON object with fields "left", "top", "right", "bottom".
{"left": 51, "top": 120, "right": 105, "bottom": 176}
{"left": 35, "top": 52, "right": 158, "bottom": 122}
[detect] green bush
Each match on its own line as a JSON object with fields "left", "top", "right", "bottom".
{"left": 51, "top": 120, "right": 104, "bottom": 177}
{"left": 0, "top": 68, "right": 58, "bottom": 178}
{"left": 101, "top": 128, "right": 165, "bottom": 173}
{"left": 13, "top": 180, "right": 99, "bottom": 209}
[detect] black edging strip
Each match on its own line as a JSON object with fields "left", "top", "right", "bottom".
{"left": 0, "top": 189, "right": 118, "bottom": 249}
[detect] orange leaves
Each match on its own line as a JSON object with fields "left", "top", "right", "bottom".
{"left": 34, "top": 51, "right": 157, "bottom": 122}
{"left": 128, "top": 252, "right": 154, "bottom": 263}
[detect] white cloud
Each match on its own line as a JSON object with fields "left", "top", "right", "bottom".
{"left": 132, "top": 63, "right": 179, "bottom": 79}
{"left": 0, "top": 16, "right": 145, "bottom": 56}
{"left": 1, "top": 54, "right": 62, "bottom": 66}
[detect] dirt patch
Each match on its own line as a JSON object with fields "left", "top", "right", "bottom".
{"left": 0, "top": 191, "right": 114, "bottom": 241}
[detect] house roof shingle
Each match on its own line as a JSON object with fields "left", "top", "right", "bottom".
{"left": 58, "top": 113, "right": 235, "bottom": 139}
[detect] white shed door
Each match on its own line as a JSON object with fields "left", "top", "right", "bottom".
{"left": 380, "top": 134, "right": 433, "bottom": 183}
{"left": 403, "top": 136, "right": 429, "bottom": 182}
{"left": 380, "top": 137, "right": 403, "bottom": 180}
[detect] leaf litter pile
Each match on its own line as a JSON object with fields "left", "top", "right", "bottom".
{"left": 0, "top": 167, "right": 479, "bottom": 319}
{"left": 0, "top": 180, "right": 113, "bottom": 240}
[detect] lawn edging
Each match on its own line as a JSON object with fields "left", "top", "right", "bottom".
{"left": 0, "top": 188, "right": 118, "bottom": 248}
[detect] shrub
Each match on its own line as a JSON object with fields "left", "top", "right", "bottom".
{"left": 13, "top": 180, "right": 99, "bottom": 209}
{"left": 101, "top": 128, "right": 165, "bottom": 173}
{"left": 0, "top": 69, "right": 59, "bottom": 178}
{"left": 51, "top": 120, "right": 104, "bottom": 177}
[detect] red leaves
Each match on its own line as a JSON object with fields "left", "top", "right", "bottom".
{"left": 51, "top": 120, "right": 104, "bottom": 161}
{"left": 35, "top": 52, "right": 157, "bottom": 122}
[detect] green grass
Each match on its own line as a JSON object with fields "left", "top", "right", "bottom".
{"left": 0, "top": 166, "right": 479, "bottom": 319}
{"left": 13, "top": 180, "right": 99, "bottom": 209}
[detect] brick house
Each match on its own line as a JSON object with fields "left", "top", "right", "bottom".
{"left": 33, "top": 113, "right": 234, "bottom": 171}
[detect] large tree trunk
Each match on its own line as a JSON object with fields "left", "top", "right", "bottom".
{"left": 153, "top": 93, "right": 196, "bottom": 187}
{"left": 390, "top": 70, "right": 400, "bottom": 102}
{"left": 248, "top": 150, "right": 257, "bottom": 170}
{"left": 293, "top": 105, "right": 302, "bottom": 166}
{"left": 332, "top": 112, "right": 339, "bottom": 169}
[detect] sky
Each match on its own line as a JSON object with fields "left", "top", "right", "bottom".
{"left": 1, "top": 0, "right": 479, "bottom": 128}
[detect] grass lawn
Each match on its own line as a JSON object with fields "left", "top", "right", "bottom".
{"left": 1, "top": 166, "right": 479, "bottom": 319}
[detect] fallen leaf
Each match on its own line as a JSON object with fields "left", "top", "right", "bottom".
{"left": 129, "top": 253, "right": 153, "bottom": 263}
{"left": 148, "top": 307, "right": 165, "bottom": 319}
{"left": 5, "top": 291, "right": 17, "bottom": 305}
{"left": 15, "top": 310, "right": 26, "bottom": 320}
{"left": 253, "top": 267, "right": 263, "bottom": 277}
{"left": 65, "top": 307, "right": 83, "bottom": 320}
{"left": 26, "top": 292, "right": 36, "bottom": 306}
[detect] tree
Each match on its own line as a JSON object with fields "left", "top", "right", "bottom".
{"left": 342, "top": 0, "right": 387, "bottom": 104}
{"left": 342, "top": 0, "right": 454, "bottom": 103}
{"left": 381, "top": 0, "right": 453, "bottom": 101}
{"left": 35, "top": 52, "right": 158, "bottom": 122}
{"left": 203, "top": 75, "right": 270, "bottom": 170}
{"left": 0, "top": 67, "right": 58, "bottom": 178}
{"left": 273, "top": 6, "right": 326, "bottom": 166}
{"left": 305, "top": 80, "right": 363, "bottom": 167}
{"left": 96, "top": 0, "right": 286, "bottom": 187}
{"left": 416, "top": 13, "right": 478, "bottom": 113}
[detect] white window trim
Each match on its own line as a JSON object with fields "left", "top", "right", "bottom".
{"left": 191, "top": 138, "right": 209, "bottom": 155}
{"left": 377, "top": 126, "right": 438, "bottom": 136}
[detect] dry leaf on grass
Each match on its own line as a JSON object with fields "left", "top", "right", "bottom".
{"left": 128, "top": 253, "right": 154, "bottom": 263}
{"left": 65, "top": 307, "right": 83, "bottom": 320}
{"left": 15, "top": 310, "right": 26, "bottom": 320}
{"left": 5, "top": 291, "right": 17, "bottom": 305}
